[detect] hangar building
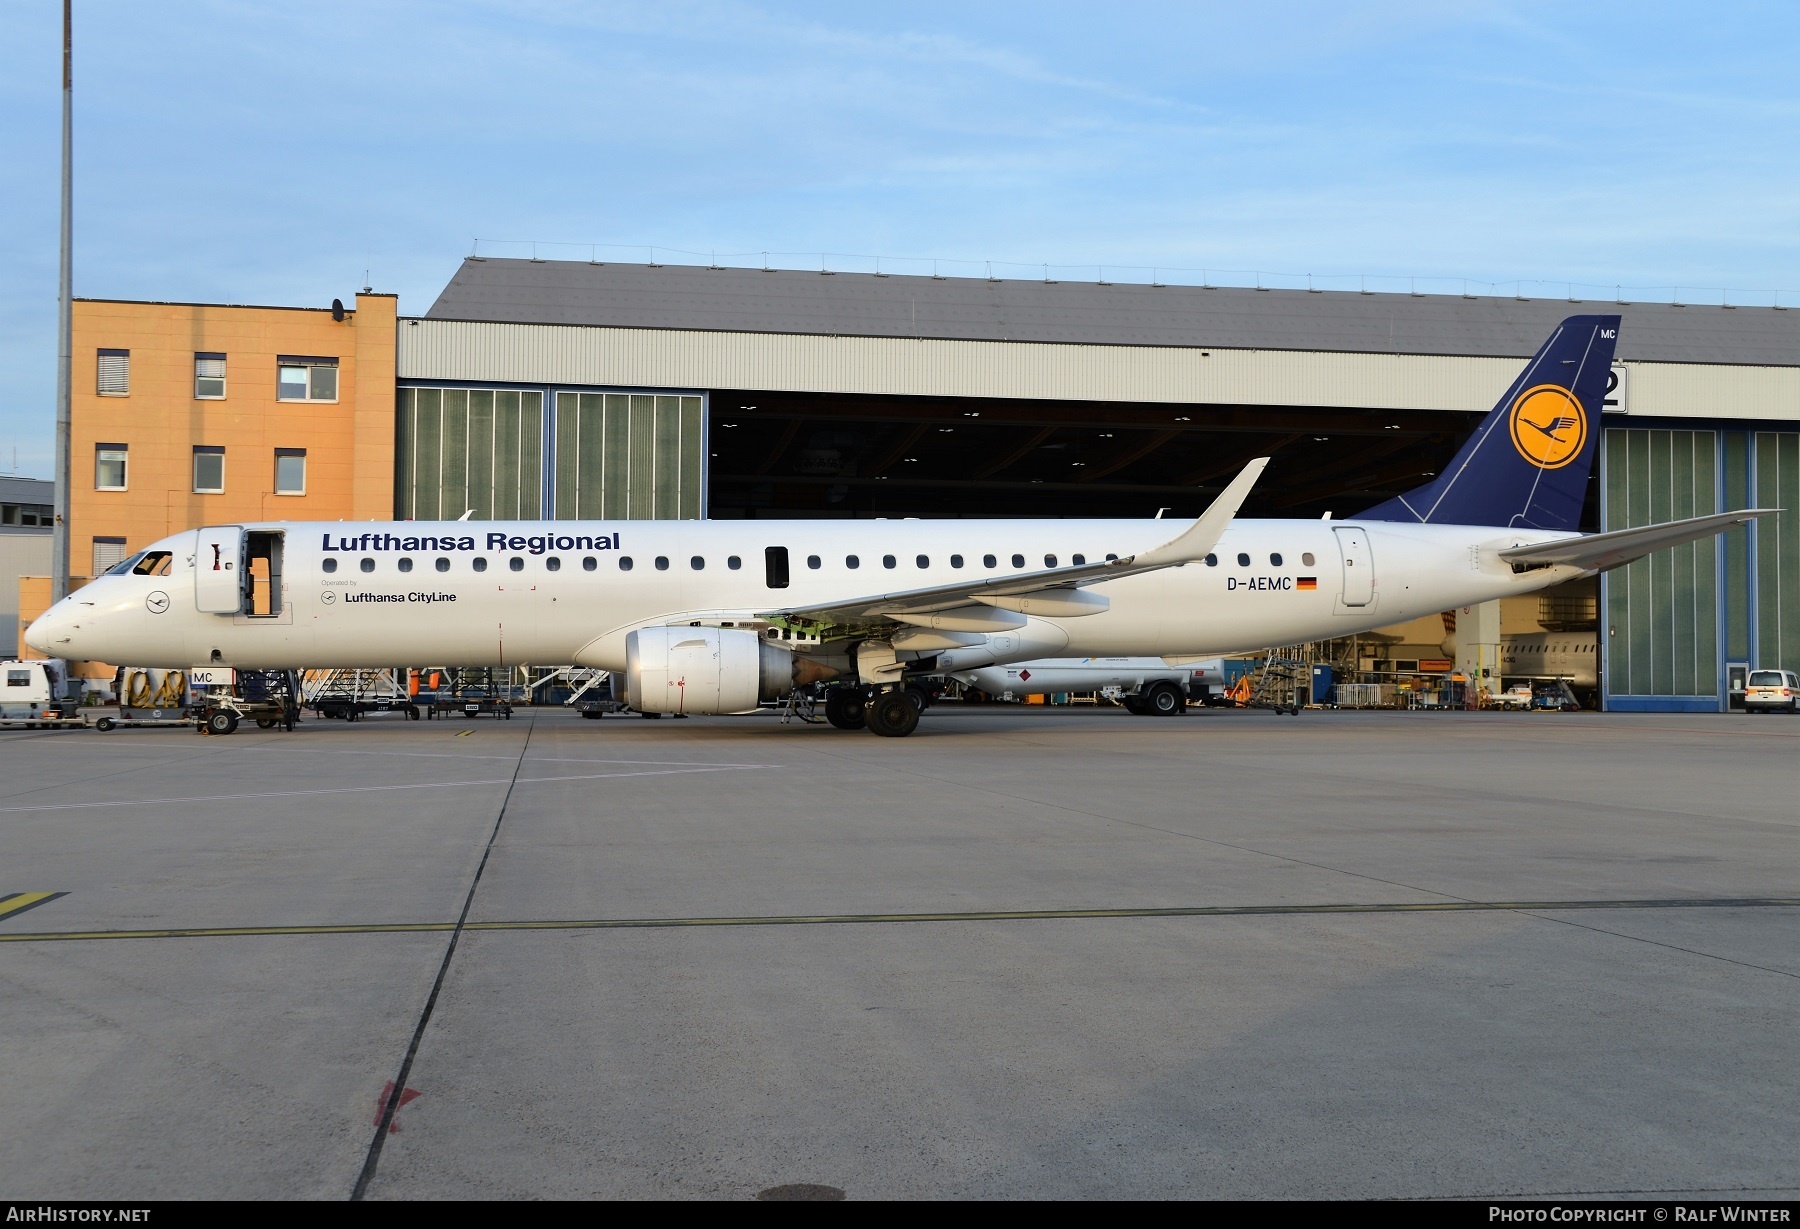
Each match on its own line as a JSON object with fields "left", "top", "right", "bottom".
{"left": 404, "top": 259, "right": 1800, "bottom": 712}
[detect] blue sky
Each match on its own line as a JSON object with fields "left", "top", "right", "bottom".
{"left": 2, "top": 1, "right": 1797, "bottom": 475}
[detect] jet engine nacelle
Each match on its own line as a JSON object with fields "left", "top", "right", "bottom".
{"left": 625, "top": 626, "right": 826, "bottom": 715}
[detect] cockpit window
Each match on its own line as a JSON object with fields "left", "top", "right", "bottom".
{"left": 105, "top": 552, "right": 144, "bottom": 576}
{"left": 132, "top": 551, "right": 172, "bottom": 576}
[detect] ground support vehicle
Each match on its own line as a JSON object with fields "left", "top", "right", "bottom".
{"left": 88, "top": 666, "right": 196, "bottom": 732}
{"left": 1230, "top": 655, "right": 1307, "bottom": 716}
{"left": 304, "top": 668, "right": 419, "bottom": 721}
{"left": 420, "top": 668, "right": 520, "bottom": 719}
{"left": 189, "top": 669, "right": 303, "bottom": 735}
{"left": 1744, "top": 669, "right": 1800, "bottom": 713}
{"left": 0, "top": 659, "right": 90, "bottom": 729}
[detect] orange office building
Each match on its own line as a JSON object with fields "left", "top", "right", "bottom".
{"left": 18, "top": 292, "right": 396, "bottom": 659}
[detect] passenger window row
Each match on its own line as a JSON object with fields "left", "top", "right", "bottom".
{"left": 1204, "top": 551, "right": 1319, "bottom": 568}
{"left": 322, "top": 550, "right": 1113, "bottom": 575}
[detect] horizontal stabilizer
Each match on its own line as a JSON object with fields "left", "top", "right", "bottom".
{"left": 1499, "top": 509, "right": 1777, "bottom": 573}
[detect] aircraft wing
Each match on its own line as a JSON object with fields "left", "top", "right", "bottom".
{"left": 763, "top": 458, "right": 1269, "bottom": 627}
{"left": 1498, "top": 508, "right": 1777, "bottom": 573}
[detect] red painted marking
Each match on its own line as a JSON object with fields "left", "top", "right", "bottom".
{"left": 1018, "top": 669, "right": 1031, "bottom": 682}
{"left": 374, "top": 1081, "right": 422, "bottom": 1133}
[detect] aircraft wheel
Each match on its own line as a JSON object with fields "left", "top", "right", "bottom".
{"left": 94, "top": 717, "right": 114, "bottom": 732}
{"left": 1144, "top": 683, "right": 1185, "bottom": 716}
{"left": 865, "top": 689, "right": 920, "bottom": 738}
{"left": 904, "top": 685, "right": 931, "bottom": 713}
{"left": 206, "top": 710, "right": 240, "bottom": 736}
{"left": 824, "top": 687, "right": 867, "bottom": 730}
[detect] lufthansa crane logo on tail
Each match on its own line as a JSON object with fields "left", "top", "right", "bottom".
{"left": 1507, "top": 385, "right": 1588, "bottom": 470}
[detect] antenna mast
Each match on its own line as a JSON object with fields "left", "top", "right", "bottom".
{"left": 51, "top": 0, "right": 73, "bottom": 601}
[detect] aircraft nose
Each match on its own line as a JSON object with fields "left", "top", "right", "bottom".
{"left": 25, "top": 601, "right": 78, "bottom": 656}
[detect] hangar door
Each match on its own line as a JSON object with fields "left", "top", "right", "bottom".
{"left": 1334, "top": 526, "right": 1374, "bottom": 607}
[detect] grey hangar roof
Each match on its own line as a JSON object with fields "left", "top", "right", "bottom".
{"left": 427, "top": 258, "right": 1799, "bottom": 368}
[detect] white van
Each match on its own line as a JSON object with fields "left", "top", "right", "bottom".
{"left": 1744, "top": 669, "right": 1799, "bottom": 713}
{"left": 0, "top": 660, "right": 81, "bottom": 724}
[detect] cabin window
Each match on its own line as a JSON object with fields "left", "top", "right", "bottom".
{"left": 655, "top": 556, "right": 669, "bottom": 571}
{"left": 436, "top": 558, "right": 451, "bottom": 572}
{"left": 546, "top": 557, "right": 561, "bottom": 572}
{"left": 473, "top": 558, "right": 488, "bottom": 573}
{"left": 398, "top": 558, "right": 413, "bottom": 573}
{"left": 619, "top": 557, "right": 633, "bottom": 571}
{"left": 1204, "top": 554, "right": 1217, "bottom": 566}
{"left": 692, "top": 556, "right": 705, "bottom": 570}
{"left": 1011, "top": 554, "right": 1025, "bottom": 568}
{"left": 360, "top": 558, "right": 375, "bottom": 573}
{"left": 582, "top": 557, "right": 596, "bottom": 571}
{"left": 507, "top": 557, "right": 523, "bottom": 572}
{"left": 916, "top": 555, "right": 929, "bottom": 568}
{"left": 951, "top": 554, "right": 964, "bottom": 568}
{"left": 1237, "top": 553, "right": 1251, "bottom": 567}
{"left": 984, "top": 554, "right": 997, "bottom": 568}
{"left": 1044, "top": 554, "right": 1057, "bottom": 568}
{"left": 1302, "top": 552, "right": 1315, "bottom": 566}
{"left": 1270, "top": 553, "right": 1283, "bottom": 566}
{"left": 1072, "top": 554, "right": 1086, "bottom": 565}
{"left": 322, "top": 558, "right": 338, "bottom": 573}
{"left": 764, "top": 546, "right": 789, "bottom": 589}
{"left": 727, "top": 555, "right": 741, "bottom": 570}
{"left": 806, "top": 555, "right": 821, "bottom": 570}
{"left": 883, "top": 555, "right": 897, "bottom": 569}
{"left": 846, "top": 555, "right": 860, "bottom": 569}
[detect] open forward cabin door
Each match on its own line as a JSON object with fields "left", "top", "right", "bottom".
{"left": 195, "top": 526, "right": 245, "bottom": 613}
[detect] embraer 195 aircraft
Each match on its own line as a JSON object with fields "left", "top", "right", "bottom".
{"left": 27, "top": 316, "right": 1772, "bottom": 737}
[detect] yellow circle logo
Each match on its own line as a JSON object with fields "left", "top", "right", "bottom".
{"left": 1507, "top": 385, "right": 1587, "bottom": 469}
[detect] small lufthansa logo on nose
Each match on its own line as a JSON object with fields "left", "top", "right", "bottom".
{"left": 320, "top": 590, "right": 336, "bottom": 604}
{"left": 145, "top": 591, "right": 170, "bottom": 615}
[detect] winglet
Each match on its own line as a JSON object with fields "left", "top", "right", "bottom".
{"left": 1125, "top": 458, "right": 1270, "bottom": 568}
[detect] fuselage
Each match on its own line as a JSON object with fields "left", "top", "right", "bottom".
{"left": 28, "top": 517, "right": 1589, "bottom": 672}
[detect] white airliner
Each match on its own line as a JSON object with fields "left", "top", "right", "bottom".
{"left": 26, "top": 316, "right": 1771, "bottom": 737}
{"left": 1500, "top": 632, "right": 1599, "bottom": 688}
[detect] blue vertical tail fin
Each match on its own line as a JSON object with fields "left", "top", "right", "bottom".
{"left": 1358, "top": 315, "right": 1620, "bottom": 530}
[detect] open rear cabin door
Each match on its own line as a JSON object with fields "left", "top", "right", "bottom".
{"left": 195, "top": 526, "right": 246, "bottom": 613}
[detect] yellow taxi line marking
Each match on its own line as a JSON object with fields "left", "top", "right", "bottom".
{"left": 0, "top": 892, "right": 68, "bottom": 922}
{"left": 0, "top": 897, "right": 1794, "bottom": 944}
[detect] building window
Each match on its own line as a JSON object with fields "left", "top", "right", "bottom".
{"left": 194, "top": 353, "right": 226, "bottom": 399}
{"left": 193, "top": 446, "right": 224, "bottom": 493}
{"left": 274, "top": 449, "right": 306, "bottom": 494}
{"left": 276, "top": 356, "right": 338, "bottom": 402}
{"left": 95, "top": 444, "right": 127, "bottom": 490}
{"left": 97, "top": 349, "right": 129, "bottom": 396}
{"left": 92, "top": 537, "right": 127, "bottom": 574}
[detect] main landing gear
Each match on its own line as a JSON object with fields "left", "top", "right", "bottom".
{"left": 822, "top": 685, "right": 920, "bottom": 737}
{"left": 864, "top": 688, "right": 920, "bottom": 738}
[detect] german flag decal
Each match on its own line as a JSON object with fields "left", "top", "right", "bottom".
{"left": 1296, "top": 577, "right": 1318, "bottom": 590}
